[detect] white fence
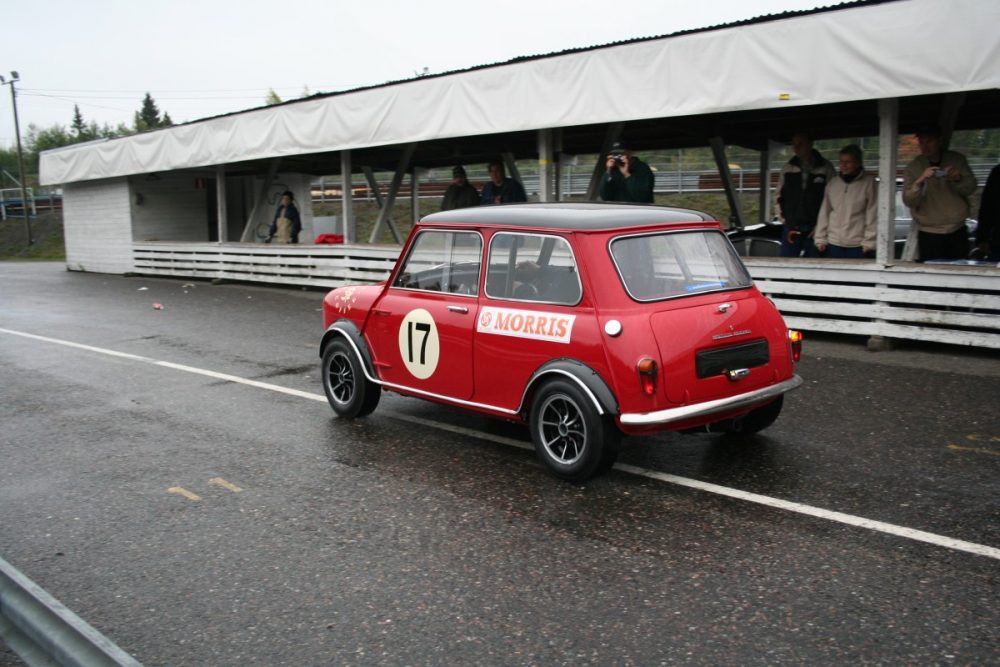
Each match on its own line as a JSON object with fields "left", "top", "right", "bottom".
{"left": 132, "top": 243, "right": 1000, "bottom": 349}
{"left": 746, "top": 258, "right": 1000, "bottom": 349}
{"left": 132, "top": 242, "right": 396, "bottom": 289}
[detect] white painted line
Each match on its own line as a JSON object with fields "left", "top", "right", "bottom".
{"left": 613, "top": 464, "right": 1000, "bottom": 561}
{"left": 154, "top": 360, "right": 326, "bottom": 403}
{"left": 3, "top": 326, "right": 998, "bottom": 562}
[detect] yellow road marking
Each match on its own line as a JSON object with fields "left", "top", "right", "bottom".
{"left": 947, "top": 444, "right": 1000, "bottom": 456}
{"left": 208, "top": 477, "right": 243, "bottom": 493}
{"left": 167, "top": 486, "right": 202, "bottom": 501}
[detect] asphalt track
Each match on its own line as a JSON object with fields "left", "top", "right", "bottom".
{"left": 1, "top": 263, "right": 998, "bottom": 666}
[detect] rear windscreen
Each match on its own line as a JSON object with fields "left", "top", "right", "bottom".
{"left": 610, "top": 230, "right": 752, "bottom": 301}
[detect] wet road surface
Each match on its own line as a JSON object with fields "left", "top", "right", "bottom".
{"left": 1, "top": 263, "right": 997, "bottom": 665}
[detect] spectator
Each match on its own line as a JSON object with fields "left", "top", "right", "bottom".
{"left": 599, "top": 140, "right": 655, "bottom": 203}
{"left": 777, "top": 132, "right": 835, "bottom": 257}
{"left": 480, "top": 160, "right": 527, "bottom": 205}
{"left": 814, "top": 144, "right": 877, "bottom": 258}
{"left": 902, "top": 123, "right": 977, "bottom": 261}
{"left": 973, "top": 163, "right": 999, "bottom": 261}
{"left": 267, "top": 190, "right": 301, "bottom": 244}
{"left": 440, "top": 165, "right": 479, "bottom": 211}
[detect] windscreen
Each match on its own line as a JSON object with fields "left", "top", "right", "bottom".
{"left": 610, "top": 230, "right": 752, "bottom": 301}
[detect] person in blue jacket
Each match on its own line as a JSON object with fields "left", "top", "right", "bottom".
{"left": 480, "top": 160, "right": 527, "bottom": 205}
{"left": 267, "top": 190, "right": 301, "bottom": 243}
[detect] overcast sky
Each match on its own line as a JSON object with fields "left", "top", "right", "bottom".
{"left": 0, "top": 0, "right": 829, "bottom": 148}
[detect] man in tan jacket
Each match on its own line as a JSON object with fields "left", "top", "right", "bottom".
{"left": 815, "top": 144, "right": 877, "bottom": 258}
{"left": 902, "top": 124, "right": 977, "bottom": 261}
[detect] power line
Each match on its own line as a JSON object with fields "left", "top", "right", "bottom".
{"left": 21, "top": 84, "right": 349, "bottom": 95}
{"left": 21, "top": 91, "right": 270, "bottom": 101}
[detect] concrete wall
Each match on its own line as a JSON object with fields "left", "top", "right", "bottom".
{"left": 63, "top": 178, "right": 134, "bottom": 274}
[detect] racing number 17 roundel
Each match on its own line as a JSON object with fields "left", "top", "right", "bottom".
{"left": 398, "top": 308, "right": 440, "bottom": 379}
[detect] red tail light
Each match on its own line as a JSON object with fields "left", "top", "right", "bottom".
{"left": 788, "top": 329, "right": 803, "bottom": 363}
{"left": 637, "top": 357, "right": 658, "bottom": 395}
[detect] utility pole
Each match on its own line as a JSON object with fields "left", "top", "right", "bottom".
{"left": 1, "top": 72, "right": 32, "bottom": 245}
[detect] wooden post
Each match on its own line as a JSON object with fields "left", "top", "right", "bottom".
{"left": 538, "top": 128, "right": 554, "bottom": 202}
{"left": 876, "top": 98, "right": 899, "bottom": 266}
{"left": 709, "top": 136, "right": 746, "bottom": 229}
{"left": 758, "top": 145, "right": 773, "bottom": 225}
{"left": 215, "top": 165, "right": 227, "bottom": 243}
{"left": 369, "top": 143, "right": 415, "bottom": 244}
{"left": 240, "top": 158, "right": 281, "bottom": 242}
{"left": 341, "top": 150, "right": 354, "bottom": 243}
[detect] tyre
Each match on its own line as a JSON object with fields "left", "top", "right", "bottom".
{"left": 321, "top": 338, "right": 380, "bottom": 418}
{"left": 529, "top": 379, "right": 619, "bottom": 482}
{"left": 727, "top": 395, "right": 783, "bottom": 434}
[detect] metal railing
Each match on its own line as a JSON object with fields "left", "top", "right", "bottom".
{"left": 0, "top": 555, "right": 142, "bottom": 666}
{"left": 311, "top": 161, "right": 999, "bottom": 200}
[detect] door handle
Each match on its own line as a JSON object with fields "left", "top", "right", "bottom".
{"left": 447, "top": 305, "right": 469, "bottom": 314}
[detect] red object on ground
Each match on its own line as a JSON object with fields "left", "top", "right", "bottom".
{"left": 314, "top": 234, "right": 344, "bottom": 244}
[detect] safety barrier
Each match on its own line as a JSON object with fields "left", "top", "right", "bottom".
{"left": 131, "top": 243, "right": 1000, "bottom": 349}
{"left": 746, "top": 258, "right": 1000, "bottom": 349}
{"left": 0, "top": 556, "right": 142, "bottom": 666}
{"left": 132, "top": 242, "right": 397, "bottom": 289}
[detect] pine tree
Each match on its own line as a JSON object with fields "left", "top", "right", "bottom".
{"left": 265, "top": 88, "right": 282, "bottom": 105}
{"left": 137, "top": 92, "right": 161, "bottom": 131}
{"left": 71, "top": 105, "right": 87, "bottom": 139}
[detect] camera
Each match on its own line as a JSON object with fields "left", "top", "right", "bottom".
{"left": 610, "top": 153, "right": 626, "bottom": 166}
{"left": 934, "top": 168, "right": 948, "bottom": 178}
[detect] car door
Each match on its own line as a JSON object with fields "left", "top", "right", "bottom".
{"left": 369, "top": 229, "right": 481, "bottom": 400}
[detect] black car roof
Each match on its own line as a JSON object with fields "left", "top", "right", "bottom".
{"left": 419, "top": 202, "right": 716, "bottom": 231}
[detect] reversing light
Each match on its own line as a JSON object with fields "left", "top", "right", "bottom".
{"left": 637, "top": 357, "right": 658, "bottom": 395}
{"left": 788, "top": 329, "right": 803, "bottom": 362}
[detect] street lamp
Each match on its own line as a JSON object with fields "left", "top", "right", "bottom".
{"left": 1, "top": 71, "right": 32, "bottom": 245}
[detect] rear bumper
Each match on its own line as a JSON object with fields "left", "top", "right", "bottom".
{"left": 619, "top": 375, "right": 803, "bottom": 427}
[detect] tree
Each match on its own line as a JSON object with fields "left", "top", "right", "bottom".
{"left": 134, "top": 92, "right": 173, "bottom": 132}
{"left": 265, "top": 88, "right": 282, "bottom": 105}
{"left": 71, "top": 105, "right": 97, "bottom": 142}
{"left": 72, "top": 105, "right": 85, "bottom": 137}
{"left": 24, "top": 123, "right": 74, "bottom": 173}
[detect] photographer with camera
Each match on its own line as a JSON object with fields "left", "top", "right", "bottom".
{"left": 902, "top": 123, "right": 977, "bottom": 261}
{"left": 599, "top": 140, "right": 654, "bottom": 203}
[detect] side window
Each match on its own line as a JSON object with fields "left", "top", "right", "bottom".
{"left": 393, "top": 230, "right": 482, "bottom": 296}
{"left": 485, "top": 232, "right": 581, "bottom": 305}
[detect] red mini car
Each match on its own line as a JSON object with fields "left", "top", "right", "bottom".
{"left": 320, "top": 203, "right": 802, "bottom": 481}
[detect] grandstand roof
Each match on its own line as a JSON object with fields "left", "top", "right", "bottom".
{"left": 40, "top": 0, "right": 1000, "bottom": 185}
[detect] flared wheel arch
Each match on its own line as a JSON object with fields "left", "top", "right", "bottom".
{"left": 519, "top": 359, "right": 619, "bottom": 422}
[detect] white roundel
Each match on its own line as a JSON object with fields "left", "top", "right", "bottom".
{"left": 398, "top": 308, "right": 440, "bottom": 380}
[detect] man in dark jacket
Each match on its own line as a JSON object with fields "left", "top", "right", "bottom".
{"left": 777, "top": 132, "right": 835, "bottom": 257}
{"left": 599, "top": 140, "right": 655, "bottom": 203}
{"left": 480, "top": 160, "right": 527, "bottom": 205}
{"left": 440, "top": 165, "right": 479, "bottom": 211}
{"left": 975, "top": 162, "right": 1000, "bottom": 261}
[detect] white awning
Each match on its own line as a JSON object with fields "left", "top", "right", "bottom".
{"left": 40, "top": 0, "right": 1000, "bottom": 186}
